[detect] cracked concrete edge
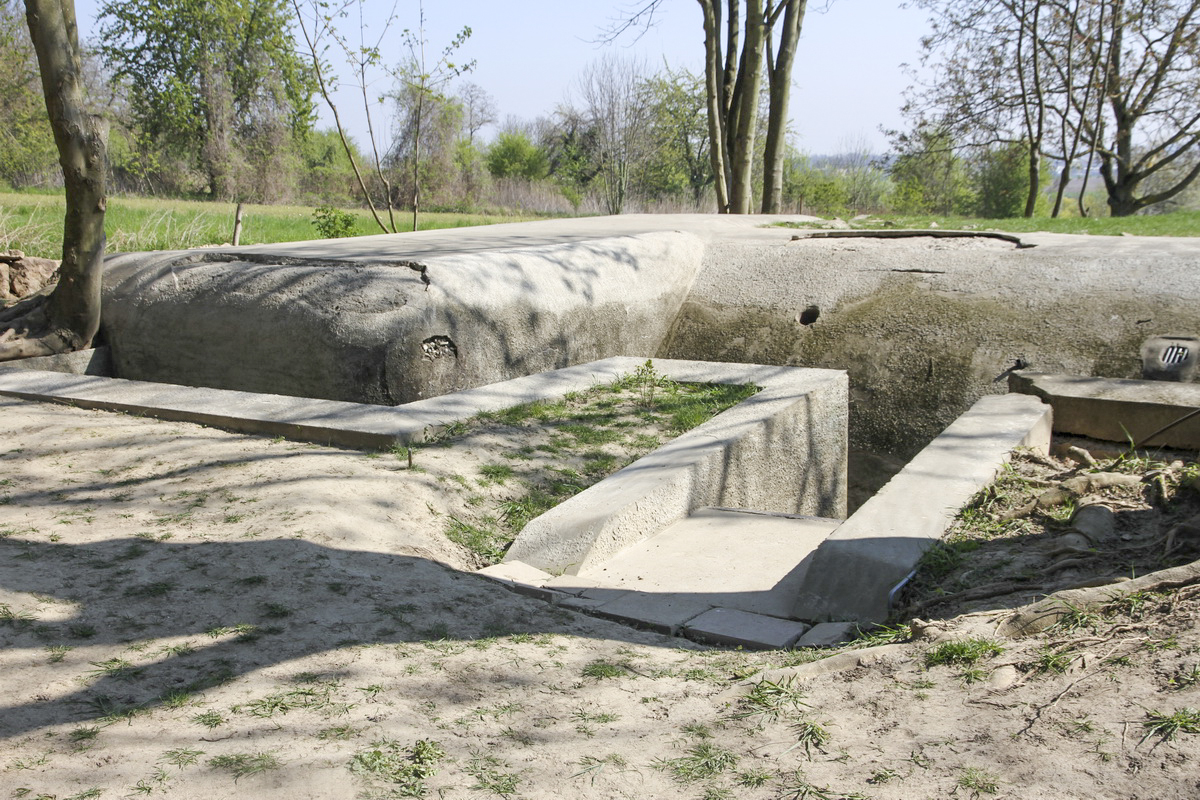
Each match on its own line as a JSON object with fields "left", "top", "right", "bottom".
{"left": 503, "top": 362, "right": 848, "bottom": 575}
{"left": 791, "top": 393, "right": 1053, "bottom": 625}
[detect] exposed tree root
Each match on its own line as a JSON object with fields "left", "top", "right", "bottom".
{"left": 996, "top": 558, "right": 1200, "bottom": 637}
{"left": 0, "top": 292, "right": 80, "bottom": 362}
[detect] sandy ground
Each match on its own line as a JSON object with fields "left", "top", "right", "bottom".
{"left": 1, "top": 398, "right": 1198, "bottom": 799}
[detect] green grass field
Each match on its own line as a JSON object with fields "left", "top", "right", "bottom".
{"left": 0, "top": 192, "right": 541, "bottom": 260}
{"left": 779, "top": 209, "right": 1200, "bottom": 237}
{"left": 3, "top": 190, "right": 1198, "bottom": 262}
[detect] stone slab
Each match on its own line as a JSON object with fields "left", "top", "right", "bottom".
{"left": 683, "top": 608, "right": 811, "bottom": 649}
{"left": 792, "top": 393, "right": 1052, "bottom": 624}
{"left": 588, "top": 592, "right": 716, "bottom": 635}
{"left": 1010, "top": 371, "right": 1200, "bottom": 448}
{"left": 580, "top": 508, "right": 839, "bottom": 618}
{"left": 505, "top": 362, "right": 848, "bottom": 574}
{"left": 794, "top": 621, "right": 860, "bottom": 648}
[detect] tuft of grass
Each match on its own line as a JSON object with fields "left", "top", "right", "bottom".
{"left": 731, "top": 677, "right": 807, "bottom": 722}
{"left": 582, "top": 660, "right": 629, "bottom": 679}
{"left": 571, "top": 753, "right": 628, "bottom": 783}
{"left": 1033, "top": 645, "right": 1073, "bottom": 675}
{"left": 478, "top": 463, "right": 514, "bottom": 483}
{"left": 851, "top": 623, "right": 912, "bottom": 648}
{"left": 1141, "top": 707, "right": 1200, "bottom": 741}
{"left": 69, "top": 726, "right": 101, "bottom": 744}
{"left": 925, "top": 638, "right": 1004, "bottom": 668}
{"left": 654, "top": 741, "right": 738, "bottom": 783}
{"left": 444, "top": 516, "right": 508, "bottom": 563}
{"left": 161, "top": 747, "right": 204, "bottom": 767}
{"left": 1050, "top": 602, "right": 1105, "bottom": 632}
{"left": 208, "top": 751, "right": 282, "bottom": 780}
{"left": 86, "top": 658, "right": 142, "bottom": 681}
{"left": 46, "top": 644, "right": 72, "bottom": 663}
{"left": 465, "top": 752, "right": 522, "bottom": 797}
{"left": 957, "top": 766, "right": 1000, "bottom": 794}
{"left": 791, "top": 719, "right": 831, "bottom": 757}
{"left": 1169, "top": 664, "right": 1200, "bottom": 690}
{"left": 191, "top": 710, "right": 225, "bottom": 729}
{"left": 349, "top": 738, "right": 445, "bottom": 796}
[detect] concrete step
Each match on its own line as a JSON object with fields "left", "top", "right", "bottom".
{"left": 577, "top": 508, "right": 838, "bottom": 619}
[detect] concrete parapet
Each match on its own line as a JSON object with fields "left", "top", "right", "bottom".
{"left": 100, "top": 230, "right": 706, "bottom": 406}
{"left": 792, "top": 393, "right": 1052, "bottom": 624}
{"left": 1010, "top": 371, "right": 1200, "bottom": 449}
{"left": 504, "top": 361, "right": 848, "bottom": 574}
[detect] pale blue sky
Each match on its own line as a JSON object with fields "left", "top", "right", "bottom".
{"left": 74, "top": 0, "right": 932, "bottom": 155}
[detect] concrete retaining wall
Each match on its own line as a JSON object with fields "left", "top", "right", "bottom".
{"left": 792, "top": 393, "right": 1053, "bottom": 624}
{"left": 665, "top": 232, "right": 1200, "bottom": 460}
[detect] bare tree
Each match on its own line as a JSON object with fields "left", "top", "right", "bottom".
{"left": 292, "top": 0, "right": 398, "bottom": 233}
{"left": 909, "top": 0, "right": 1200, "bottom": 217}
{"left": 0, "top": 0, "right": 105, "bottom": 362}
{"left": 457, "top": 81, "right": 496, "bottom": 145}
{"left": 578, "top": 54, "right": 650, "bottom": 214}
{"left": 396, "top": 3, "right": 473, "bottom": 231}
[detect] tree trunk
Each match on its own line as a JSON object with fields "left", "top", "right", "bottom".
{"left": 761, "top": 0, "right": 806, "bottom": 213}
{"left": 0, "top": 0, "right": 105, "bottom": 362}
{"left": 727, "top": 0, "right": 764, "bottom": 214}
{"left": 698, "top": 0, "right": 730, "bottom": 212}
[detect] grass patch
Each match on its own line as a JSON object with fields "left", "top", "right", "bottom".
{"left": 349, "top": 738, "right": 445, "bottom": 797}
{"left": 0, "top": 191, "right": 541, "bottom": 259}
{"left": 774, "top": 209, "right": 1200, "bottom": 238}
{"left": 957, "top": 766, "right": 1000, "bottom": 794}
{"left": 731, "top": 677, "right": 807, "bottom": 722}
{"left": 654, "top": 741, "right": 738, "bottom": 783}
{"left": 924, "top": 638, "right": 1004, "bottom": 668}
{"left": 582, "top": 659, "right": 630, "bottom": 679}
{"left": 1141, "top": 707, "right": 1200, "bottom": 741}
{"left": 431, "top": 366, "right": 761, "bottom": 564}
{"left": 208, "top": 751, "right": 283, "bottom": 780}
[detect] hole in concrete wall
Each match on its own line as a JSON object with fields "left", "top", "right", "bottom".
{"left": 797, "top": 305, "right": 820, "bottom": 326}
{"left": 421, "top": 335, "right": 458, "bottom": 361}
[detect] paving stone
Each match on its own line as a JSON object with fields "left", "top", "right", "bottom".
{"left": 683, "top": 607, "right": 811, "bottom": 649}
{"left": 794, "top": 621, "right": 859, "bottom": 648}
{"left": 589, "top": 592, "right": 715, "bottom": 635}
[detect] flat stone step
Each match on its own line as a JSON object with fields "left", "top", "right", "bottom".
{"left": 579, "top": 508, "right": 839, "bottom": 619}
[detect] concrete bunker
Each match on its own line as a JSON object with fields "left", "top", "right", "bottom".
{"left": 4, "top": 215, "right": 1199, "bottom": 644}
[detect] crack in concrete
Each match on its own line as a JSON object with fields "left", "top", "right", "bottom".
{"left": 181, "top": 251, "right": 432, "bottom": 288}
